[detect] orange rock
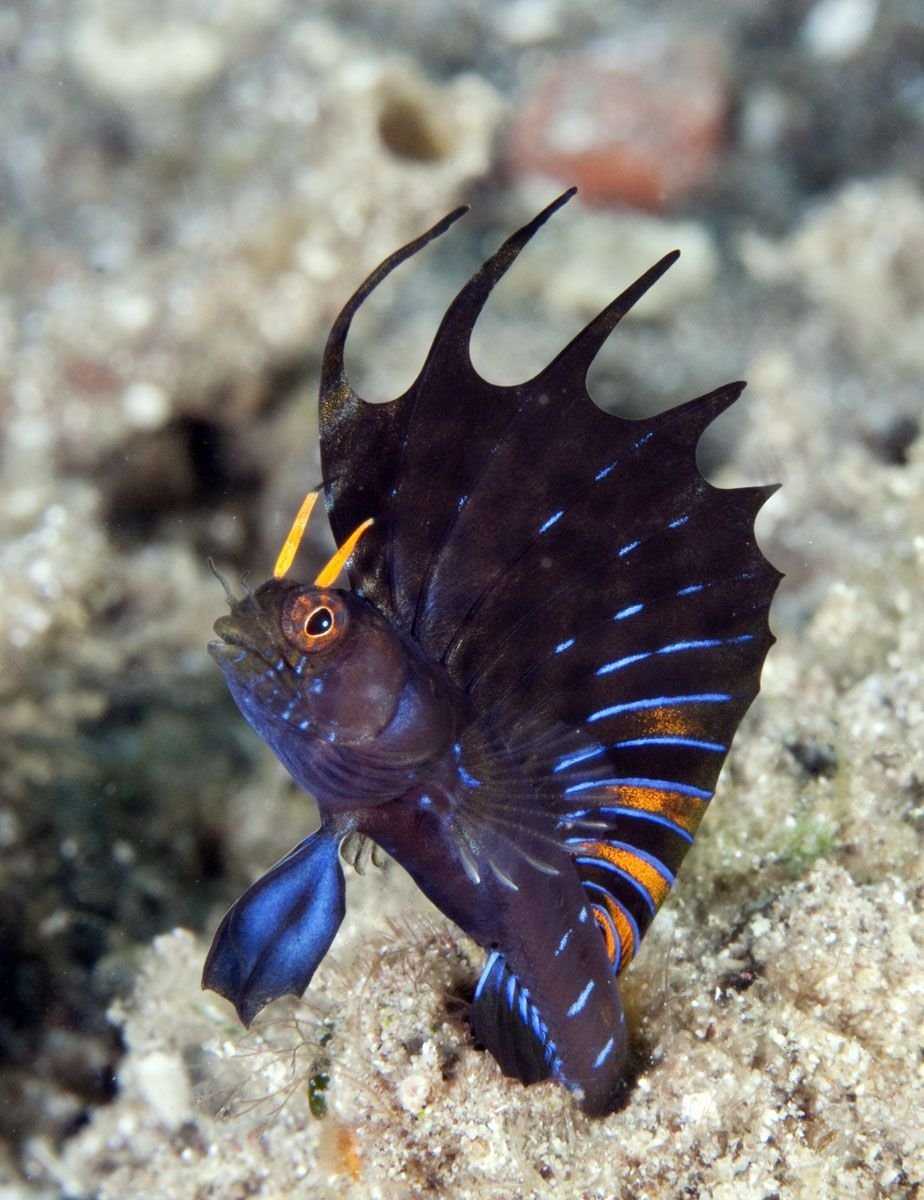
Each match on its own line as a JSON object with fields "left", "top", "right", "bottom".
{"left": 318, "top": 1120, "right": 363, "bottom": 1182}
{"left": 507, "top": 34, "right": 727, "bottom": 211}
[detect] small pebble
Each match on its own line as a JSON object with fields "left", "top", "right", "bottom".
{"left": 131, "top": 1051, "right": 193, "bottom": 1130}
{"left": 122, "top": 382, "right": 171, "bottom": 431}
{"left": 801, "top": 0, "right": 878, "bottom": 61}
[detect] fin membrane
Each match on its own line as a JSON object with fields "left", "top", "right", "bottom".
{"left": 202, "top": 826, "right": 345, "bottom": 1026}
{"left": 470, "top": 951, "right": 558, "bottom": 1085}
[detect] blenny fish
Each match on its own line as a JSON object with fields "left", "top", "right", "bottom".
{"left": 203, "top": 190, "right": 781, "bottom": 1114}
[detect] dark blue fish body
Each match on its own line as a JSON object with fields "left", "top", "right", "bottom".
{"left": 204, "top": 191, "right": 781, "bottom": 1114}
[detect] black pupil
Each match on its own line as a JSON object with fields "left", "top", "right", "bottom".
{"left": 306, "top": 607, "right": 333, "bottom": 637}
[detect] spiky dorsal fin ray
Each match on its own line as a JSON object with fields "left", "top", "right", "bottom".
{"left": 539, "top": 248, "right": 680, "bottom": 391}
{"left": 319, "top": 205, "right": 469, "bottom": 405}
{"left": 416, "top": 187, "right": 578, "bottom": 378}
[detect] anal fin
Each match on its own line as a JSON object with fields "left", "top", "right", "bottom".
{"left": 471, "top": 951, "right": 558, "bottom": 1085}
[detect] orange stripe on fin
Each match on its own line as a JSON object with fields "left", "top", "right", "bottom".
{"left": 603, "top": 784, "right": 707, "bottom": 836}
{"left": 578, "top": 841, "right": 672, "bottom": 911}
{"left": 601, "top": 893, "right": 636, "bottom": 971}
{"left": 638, "top": 706, "right": 720, "bottom": 743}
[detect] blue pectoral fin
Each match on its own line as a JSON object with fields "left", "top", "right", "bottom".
{"left": 202, "top": 826, "right": 345, "bottom": 1026}
{"left": 471, "top": 952, "right": 558, "bottom": 1086}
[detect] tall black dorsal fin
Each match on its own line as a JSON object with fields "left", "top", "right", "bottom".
{"left": 319, "top": 196, "right": 780, "bottom": 719}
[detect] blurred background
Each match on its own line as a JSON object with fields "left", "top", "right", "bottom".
{"left": 1, "top": 0, "right": 922, "bottom": 1195}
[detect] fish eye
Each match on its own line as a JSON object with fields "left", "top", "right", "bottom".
{"left": 305, "top": 606, "right": 334, "bottom": 638}
{"left": 282, "top": 591, "right": 347, "bottom": 654}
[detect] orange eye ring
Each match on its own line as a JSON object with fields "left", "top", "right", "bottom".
{"left": 282, "top": 592, "right": 347, "bottom": 654}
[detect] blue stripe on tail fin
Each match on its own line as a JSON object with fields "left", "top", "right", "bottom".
{"left": 471, "top": 952, "right": 558, "bottom": 1085}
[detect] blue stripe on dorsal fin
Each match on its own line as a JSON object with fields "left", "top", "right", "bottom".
{"left": 471, "top": 952, "right": 558, "bottom": 1085}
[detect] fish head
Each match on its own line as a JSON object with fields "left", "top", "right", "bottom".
{"left": 210, "top": 578, "right": 456, "bottom": 798}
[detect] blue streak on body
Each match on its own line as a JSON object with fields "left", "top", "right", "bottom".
{"left": 617, "top": 540, "right": 640, "bottom": 558}
{"left": 593, "top": 1037, "right": 616, "bottom": 1068}
{"left": 658, "top": 634, "right": 753, "bottom": 654}
{"left": 474, "top": 951, "right": 500, "bottom": 1002}
{"left": 566, "top": 979, "right": 595, "bottom": 1018}
{"left": 554, "top": 637, "right": 575, "bottom": 654}
{"left": 668, "top": 515, "right": 689, "bottom": 528}
{"left": 614, "top": 603, "right": 644, "bottom": 620}
{"left": 677, "top": 582, "right": 705, "bottom": 596}
{"left": 595, "top": 463, "right": 616, "bottom": 482}
{"left": 596, "top": 635, "right": 753, "bottom": 678}
{"left": 539, "top": 510, "right": 564, "bottom": 534}
{"left": 554, "top": 929, "right": 572, "bottom": 956}
{"left": 588, "top": 693, "right": 731, "bottom": 723}
{"left": 458, "top": 765, "right": 481, "bottom": 789}
{"left": 596, "top": 651, "right": 649, "bottom": 677}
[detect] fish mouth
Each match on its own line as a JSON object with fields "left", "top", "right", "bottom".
{"left": 208, "top": 614, "right": 272, "bottom": 667}
{"left": 208, "top": 639, "right": 249, "bottom": 665}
